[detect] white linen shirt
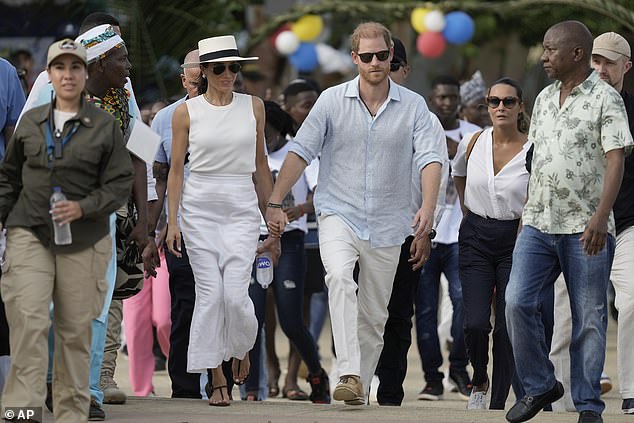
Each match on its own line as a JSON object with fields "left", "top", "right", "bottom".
{"left": 453, "top": 127, "right": 531, "bottom": 220}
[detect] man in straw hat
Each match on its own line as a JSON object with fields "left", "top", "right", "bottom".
{"left": 266, "top": 22, "right": 445, "bottom": 405}
{"left": 0, "top": 38, "right": 133, "bottom": 423}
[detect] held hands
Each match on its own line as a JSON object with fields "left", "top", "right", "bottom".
{"left": 265, "top": 205, "right": 289, "bottom": 238}
{"left": 142, "top": 234, "right": 162, "bottom": 279}
{"left": 409, "top": 236, "right": 431, "bottom": 270}
{"left": 50, "top": 200, "right": 83, "bottom": 225}
{"left": 580, "top": 213, "right": 608, "bottom": 256}
{"left": 412, "top": 207, "right": 434, "bottom": 240}
{"left": 257, "top": 235, "right": 281, "bottom": 266}
{"left": 128, "top": 224, "right": 149, "bottom": 251}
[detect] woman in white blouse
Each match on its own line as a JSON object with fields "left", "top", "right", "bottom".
{"left": 453, "top": 78, "right": 531, "bottom": 410}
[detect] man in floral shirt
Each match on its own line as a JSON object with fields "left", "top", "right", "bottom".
{"left": 505, "top": 21, "right": 633, "bottom": 423}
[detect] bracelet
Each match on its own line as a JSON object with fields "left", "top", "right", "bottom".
{"left": 429, "top": 228, "right": 437, "bottom": 240}
{"left": 298, "top": 203, "right": 305, "bottom": 216}
{"left": 267, "top": 202, "right": 283, "bottom": 209}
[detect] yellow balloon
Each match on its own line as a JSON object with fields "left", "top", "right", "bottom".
{"left": 292, "top": 14, "right": 324, "bottom": 42}
{"left": 410, "top": 7, "right": 430, "bottom": 33}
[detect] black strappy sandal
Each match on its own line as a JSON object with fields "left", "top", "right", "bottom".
{"left": 208, "top": 385, "right": 231, "bottom": 407}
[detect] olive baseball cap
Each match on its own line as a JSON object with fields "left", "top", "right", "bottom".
{"left": 47, "top": 38, "right": 87, "bottom": 67}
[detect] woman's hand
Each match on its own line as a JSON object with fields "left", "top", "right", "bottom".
{"left": 166, "top": 225, "right": 182, "bottom": 258}
{"left": 257, "top": 235, "right": 281, "bottom": 266}
{"left": 283, "top": 205, "right": 304, "bottom": 222}
{"left": 50, "top": 200, "right": 83, "bottom": 225}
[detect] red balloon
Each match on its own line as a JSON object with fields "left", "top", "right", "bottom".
{"left": 269, "top": 24, "right": 292, "bottom": 48}
{"left": 417, "top": 32, "right": 446, "bottom": 58}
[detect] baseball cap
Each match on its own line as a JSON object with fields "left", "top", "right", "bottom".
{"left": 47, "top": 38, "right": 87, "bottom": 67}
{"left": 593, "top": 32, "right": 631, "bottom": 61}
{"left": 392, "top": 37, "right": 407, "bottom": 65}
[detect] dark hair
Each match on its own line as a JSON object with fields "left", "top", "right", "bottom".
{"left": 283, "top": 78, "right": 320, "bottom": 100}
{"left": 431, "top": 75, "right": 460, "bottom": 90}
{"left": 264, "top": 101, "right": 296, "bottom": 138}
{"left": 197, "top": 65, "right": 208, "bottom": 95}
{"left": 488, "top": 77, "right": 530, "bottom": 133}
{"left": 80, "top": 12, "right": 120, "bottom": 34}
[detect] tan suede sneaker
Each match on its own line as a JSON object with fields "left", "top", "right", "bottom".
{"left": 333, "top": 375, "right": 364, "bottom": 405}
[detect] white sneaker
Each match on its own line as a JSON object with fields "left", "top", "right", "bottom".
{"left": 467, "top": 390, "right": 488, "bottom": 410}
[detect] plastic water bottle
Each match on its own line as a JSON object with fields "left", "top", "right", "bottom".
{"left": 256, "top": 242, "right": 273, "bottom": 289}
{"left": 50, "top": 187, "right": 72, "bottom": 245}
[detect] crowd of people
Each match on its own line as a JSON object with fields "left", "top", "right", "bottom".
{"left": 0, "top": 12, "right": 632, "bottom": 423}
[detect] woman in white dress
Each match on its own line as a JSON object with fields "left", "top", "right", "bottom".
{"left": 166, "top": 35, "right": 278, "bottom": 406}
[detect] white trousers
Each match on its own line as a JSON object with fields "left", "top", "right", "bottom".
{"left": 181, "top": 173, "right": 260, "bottom": 373}
{"left": 318, "top": 214, "right": 400, "bottom": 396}
{"left": 611, "top": 226, "right": 634, "bottom": 398}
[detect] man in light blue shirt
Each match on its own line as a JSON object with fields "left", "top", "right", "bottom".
{"left": 266, "top": 22, "right": 444, "bottom": 405}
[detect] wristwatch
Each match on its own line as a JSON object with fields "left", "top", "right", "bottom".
{"left": 429, "top": 228, "right": 437, "bottom": 240}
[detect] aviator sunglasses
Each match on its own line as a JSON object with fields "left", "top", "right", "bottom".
{"left": 486, "top": 96, "right": 520, "bottom": 109}
{"left": 211, "top": 63, "right": 242, "bottom": 75}
{"left": 357, "top": 50, "right": 390, "bottom": 63}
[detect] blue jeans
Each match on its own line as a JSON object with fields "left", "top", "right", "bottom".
{"left": 415, "top": 242, "right": 468, "bottom": 382}
{"left": 245, "top": 231, "right": 321, "bottom": 395}
{"left": 506, "top": 225, "right": 614, "bottom": 414}
{"left": 47, "top": 214, "right": 116, "bottom": 405}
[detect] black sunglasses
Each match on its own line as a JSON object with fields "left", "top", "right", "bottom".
{"left": 211, "top": 63, "right": 241, "bottom": 75}
{"left": 357, "top": 50, "right": 390, "bottom": 63}
{"left": 390, "top": 62, "right": 404, "bottom": 72}
{"left": 486, "top": 96, "right": 520, "bottom": 108}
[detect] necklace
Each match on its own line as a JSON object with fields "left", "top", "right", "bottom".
{"left": 203, "top": 91, "right": 233, "bottom": 106}
{"left": 360, "top": 97, "right": 376, "bottom": 117}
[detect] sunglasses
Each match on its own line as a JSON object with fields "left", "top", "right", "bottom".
{"left": 486, "top": 96, "right": 520, "bottom": 108}
{"left": 357, "top": 50, "right": 390, "bottom": 63}
{"left": 211, "top": 63, "right": 241, "bottom": 75}
{"left": 390, "top": 62, "right": 404, "bottom": 72}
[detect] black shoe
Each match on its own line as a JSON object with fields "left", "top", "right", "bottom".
{"left": 505, "top": 381, "right": 564, "bottom": 423}
{"left": 418, "top": 380, "right": 443, "bottom": 401}
{"left": 307, "top": 368, "right": 331, "bottom": 404}
{"left": 578, "top": 411, "right": 603, "bottom": 423}
{"left": 449, "top": 369, "right": 473, "bottom": 400}
{"left": 622, "top": 398, "right": 634, "bottom": 414}
{"left": 88, "top": 398, "right": 106, "bottom": 421}
{"left": 45, "top": 382, "right": 53, "bottom": 413}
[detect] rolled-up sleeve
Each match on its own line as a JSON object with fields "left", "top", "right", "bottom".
{"left": 289, "top": 91, "right": 329, "bottom": 165}
{"left": 412, "top": 101, "right": 446, "bottom": 172}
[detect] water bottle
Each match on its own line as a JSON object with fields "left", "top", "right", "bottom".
{"left": 50, "top": 187, "right": 72, "bottom": 245}
{"left": 256, "top": 242, "right": 273, "bottom": 289}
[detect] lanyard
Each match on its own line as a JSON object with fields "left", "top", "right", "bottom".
{"left": 45, "top": 121, "right": 79, "bottom": 164}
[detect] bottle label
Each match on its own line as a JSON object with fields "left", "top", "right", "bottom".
{"left": 257, "top": 257, "right": 271, "bottom": 268}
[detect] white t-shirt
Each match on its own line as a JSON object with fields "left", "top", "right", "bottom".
{"left": 259, "top": 138, "right": 319, "bottom": 235}
{"left": 452, "top": 127, "right": 531, "bottom": 220}
{"left": 435, "top": 119, "right": 481, "bottom": 244}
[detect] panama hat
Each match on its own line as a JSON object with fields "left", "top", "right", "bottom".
{"left": 195, "top": 35, "right": 258, "bottom": 64}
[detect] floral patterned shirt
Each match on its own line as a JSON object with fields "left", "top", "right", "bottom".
{"left": 523, "top": 71, "right": 633, "bottom": 236}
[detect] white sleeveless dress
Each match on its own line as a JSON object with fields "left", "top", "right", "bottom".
{"left": 180, "top": 92, "right": 260, "bottom": 372}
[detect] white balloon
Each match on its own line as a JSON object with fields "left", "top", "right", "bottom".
{"left": 275, "top": 31, "right": 300, "bottom": 56}
{"left": 424, "top": 10, "right": 446, "bottom": 32}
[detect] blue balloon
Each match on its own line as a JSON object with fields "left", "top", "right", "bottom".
{"left": 443, "top": 11, "right": 475, "bottom": 45}
{"left": 289, "top": 43, "right": 318, "bottom": 72}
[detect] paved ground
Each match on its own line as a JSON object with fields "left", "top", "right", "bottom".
{"left": 44, "top": 314, "right": 630, "bottom": 422}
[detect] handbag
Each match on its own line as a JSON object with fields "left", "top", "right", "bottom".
{"left": 113, "top": 199, "right": 144, "bottom": 300}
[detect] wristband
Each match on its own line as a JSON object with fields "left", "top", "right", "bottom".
{"left": 267, "top": 202, "right": 283, "bottom": 209}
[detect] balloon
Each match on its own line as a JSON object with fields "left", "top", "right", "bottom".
{"left": 269, "top": 23, "right": 292, "bottom": 48}
{"left": 275, "top": 30, "right": 301, "bottom": 56}
{"left": 291, "top": 15, "right": 323, "bottom": 42}
{"left": 424, "top": 10, "right": 446, "bottom": 33}
{"left": 417, "top": 32, "right": 446, "bottom": 58}
{"left": 443, "top": 11, "right": 475, "bottom": 45}
{"left": 289, "top": 43, "right": 319, "bottom": 72}
{"left": 410, "top": 7, "right": 430, "bottom": 33}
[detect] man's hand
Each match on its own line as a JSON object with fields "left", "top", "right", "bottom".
{"left": 412, "top": 207, "right": 434, "bottom": 240}
{"left": 142, "top": 240, "right": 160, "bottom": 278}
{"left": 265, "top": 207, "right": 288, "bottom": 238}
{"left": 128, "top": 224, "right": 149, "bottom": 251}
{"left": 283, "top": 205, "right": 303, "bottom": 223}
{"left": 580, "top": 213, "right": 609, "bottom": 256}
{"left": 257, "top": 235, "right": 282, "bottom": 265}
{"left": 50, "top": 200, "right": 83, "bottom": 225}
{"left": 409, "top": 236, "right": 431, "bottom": 271}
